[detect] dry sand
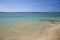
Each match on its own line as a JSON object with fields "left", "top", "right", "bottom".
{"left": 0, "top": 21, "right": 60, "bottom": 40}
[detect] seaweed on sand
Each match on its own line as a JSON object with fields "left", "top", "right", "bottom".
{"left": 39, "top": 19, "right": 59, "bottom": 24}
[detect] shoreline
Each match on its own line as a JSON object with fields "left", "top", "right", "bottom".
{"left": 0, "top": 20, "right": 60, "bottom": 40}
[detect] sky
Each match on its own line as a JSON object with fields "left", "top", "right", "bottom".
{"left": 0, "top": 0, "right": 60, "bottom": 12}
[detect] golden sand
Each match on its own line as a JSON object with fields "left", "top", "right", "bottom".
{"left": 0, "top": 21, "right": 60, "bottom": 40}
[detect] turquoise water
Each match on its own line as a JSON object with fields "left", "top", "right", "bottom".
{"left": 0, "top": 12, "right": 60, "bottom": 22}
{"left": 0, "top": 12, "right": 60, "bottom": 32}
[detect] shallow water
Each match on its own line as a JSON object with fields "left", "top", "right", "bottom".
{"left": 0, "top": 12, "right": 60, "bottom": 31}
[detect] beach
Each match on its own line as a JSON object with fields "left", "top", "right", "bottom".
{"left": 0, "top": 12, "right": 60, "bottom": 40}
{"left": 0, "top": 20, "right": 60, "bottom": 40}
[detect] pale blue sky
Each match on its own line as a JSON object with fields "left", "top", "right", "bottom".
{"left": 0, "top": 0, "right": 60, "bottom": 12}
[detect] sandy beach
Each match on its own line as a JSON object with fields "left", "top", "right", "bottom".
{"left": 0, "top": 20, "right": 60, "bottom": 40}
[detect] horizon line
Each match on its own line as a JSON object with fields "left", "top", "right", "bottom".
{"left": 0, "top": 12, "right": 60, "bottom": 13}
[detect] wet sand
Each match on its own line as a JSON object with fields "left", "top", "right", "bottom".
{"left": 0, "top": 20, "right": 60, "bottom": 40}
